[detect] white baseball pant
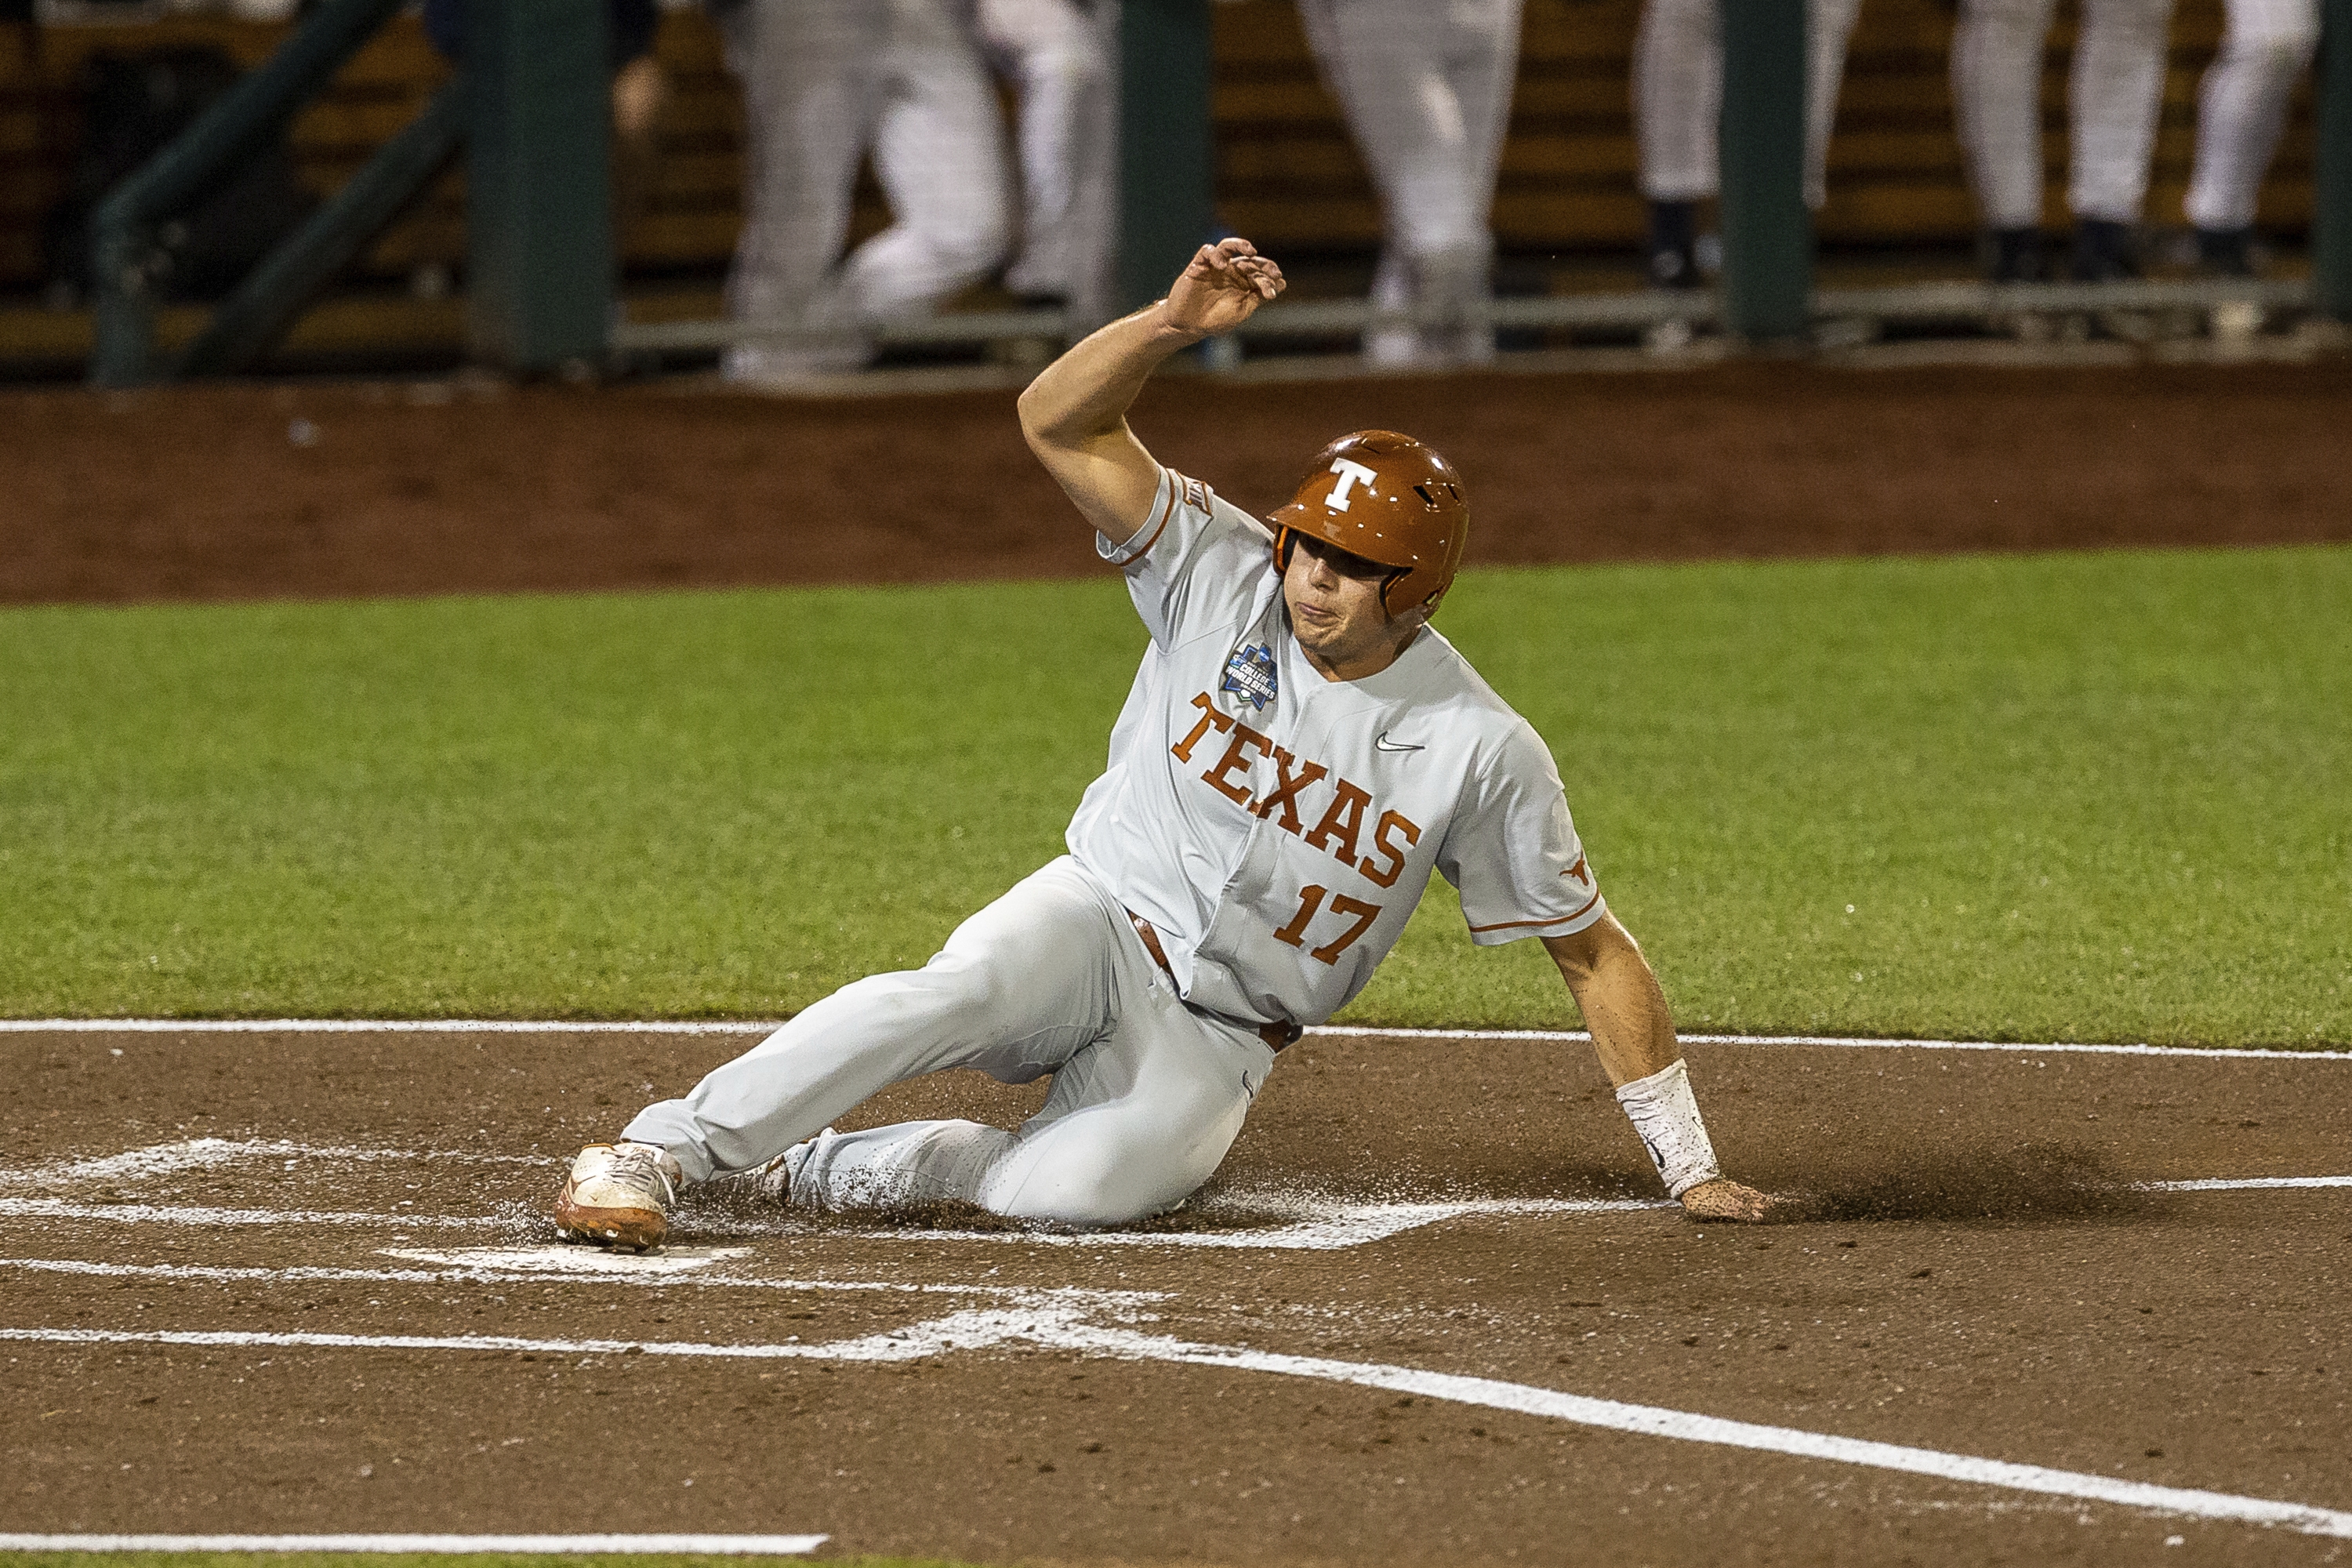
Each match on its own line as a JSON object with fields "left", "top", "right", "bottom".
{"left": 2185, "top": 0, "right": 2319, "bottom": 230}
{"left": 623, "top": 857, "right": 1277, "bottom": 1225}
{"left": 1951, "top": 0, "right": 2177, "bottom": 228}
{"left": 718, "top": 0, "right": 1010, "bottom": 376}
{"left": 1295, "top": 0, "right": 1523, "bottom": 365}
{"left": 1632, "top": 0, "right": 1865, "bottom": 211}
{"left": 977, "top": 0, "right": 1115, "bottom": 320}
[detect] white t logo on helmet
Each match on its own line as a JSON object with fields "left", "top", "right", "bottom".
{"left": 1324, "top": 457, "right": 1378, "bottom": 511}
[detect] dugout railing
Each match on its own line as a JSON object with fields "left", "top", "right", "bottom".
{"left": 85, "top": 0, "right": 2352, "bottom": 386}
{"left": 88, "top": 0, "right": 613, "bottom": 386}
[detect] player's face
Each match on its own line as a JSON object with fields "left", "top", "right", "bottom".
{"left": 1282, "top": 532, "right": 1421, "bottom": 680}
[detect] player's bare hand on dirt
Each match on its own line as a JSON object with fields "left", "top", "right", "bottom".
{"left": 1164, "top": 238, "right": 1285, "bottom": 339}
{"left": 1679, "top": 1177, "right": 1772, "bottom": 1222}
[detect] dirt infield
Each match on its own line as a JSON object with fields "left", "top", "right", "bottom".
{"left": 5, "top": 1025, "right": 2348, "bottom": 1563}
{"left": 7, "top": 359, "right": 2352, "bottom": 606}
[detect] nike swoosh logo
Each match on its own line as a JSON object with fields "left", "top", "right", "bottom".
{"left": 1373, "top": 731, "right": 1423, "bottom": 753}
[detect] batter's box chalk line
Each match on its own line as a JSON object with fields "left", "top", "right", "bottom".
{"left": 3, "top": 1310, "right": 2348, "bottom": 1543}
{"left": 0, "top": 1255, "right": 1166, "bottom": 1310}
{"left": 0, "top": 1536, "right": 827, "bottom": 1555}
{"left": 3, "top": 1134, "right": 2347, "bottom": 1247}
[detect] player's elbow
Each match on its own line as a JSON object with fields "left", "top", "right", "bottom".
{"left": 1018, "top": 376, "right": 1095, "bottom": 463}
{"left": 1016, "top": 379, "right": 1054, "bottom": 447}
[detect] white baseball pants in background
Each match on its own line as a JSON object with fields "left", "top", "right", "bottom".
{"left": 624, "top": 857, "right": 1276, "bottom": 1226}
{"left": 717, "top": 0, "right": 1009, "bottom": 378}
{"left": 1633, "top": 0, "right": 1864, "bottom": 211}
{"left": 1951, "top": 0, "right": 2176, "bottom": 228}
{"left": 1296, "top": 0, "right": 1523, "bottom": 365}
{"left": 2185, "top": 0, "right": 2319, "bottom": 230}
{"left": 978, "top": 0, "right": 1114, "bottom": 320}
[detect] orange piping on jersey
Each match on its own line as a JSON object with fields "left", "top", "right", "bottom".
{"left": 1466, "top": 885, "right": 1603, "bottom": 934}
{"left": 1126, "top": 474, "right": 1183, "bottom": 562}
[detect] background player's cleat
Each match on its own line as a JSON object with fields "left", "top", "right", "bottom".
{"left": 554, "top": 1142, "right": 681, "bottom": 1250}
{"left": 1982, "top": 226, "right": 2049, "bottom": 285}
{"left": 2070, "top": 219, "right": 2140, "bottom": 284}
{"left": 2194, "top": 225, "right": 2257, "bottom": 279}
{"left": 1644, "top": 199, "right": 1701, "bottom": 291}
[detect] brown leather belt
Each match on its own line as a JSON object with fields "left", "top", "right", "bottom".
{"left": 1128, "top": 909, "right": 1301, "bottom": 1054}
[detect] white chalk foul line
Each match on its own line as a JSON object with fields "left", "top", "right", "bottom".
{"left": 27, "top": 1137, "right": 546, "bottom": 1186}
{"left": 5, "top": 1313, "right": 2347, "bottom": 1542}
{"left": 5, "top": 1018, "right": 2344, "bottom": 1058}
{"left": 4, "top": 1181, "right": 2341, "bottom": 1246}
{"left": 0, "top": 1199, "right": 499, "bottom": 1229}
{"left": 0, "top": 1535, "right": 826, "bottom": 1555}
{"left": 2142, "top": 1175, "right": 2352, "bottom": 1192}
{"left": 0, "top": 1019, "right": 776, "bottom": 1035}
{"left": 1039, "top": 1319, "right": 2352, "bottom": 1541}
{"left": 868, "top": 1198, "right": 1665, "bottom": 1249}
{"left": 1316, "top": 1029, "right": 2352, "bottom": 1062}
{"left": 0, "top": 1307, "right": 1065, "bottom": 1363}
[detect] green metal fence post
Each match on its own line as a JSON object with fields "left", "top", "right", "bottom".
{"left": 178, "top": 80, "right": 466, "bottom": 377}
{"left": 1116, "top": 0, "right": 1216, "bottom": 315}
{"left": 2315, "top": 0, "right": 2352, "bottom": 321}
{"left": 1717, "top": 0, "right": 1812, "bottom": 342}
{"left": 87, "top": 0, "right": 410, "bottom": 386}
{"left": 465, "top": 0, "right": 614, "bottom": 374}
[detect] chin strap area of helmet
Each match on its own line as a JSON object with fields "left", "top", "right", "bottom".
{"left": 1276, "top": 525, "right": 1423, "bottom": 622}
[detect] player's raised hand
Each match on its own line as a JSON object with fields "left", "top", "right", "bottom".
{"left": 1164, "top": 238, "right": 1286, "bottom": 339}
{"left": 1679, "top": 1176, "right": 1773, "bottom": 1223}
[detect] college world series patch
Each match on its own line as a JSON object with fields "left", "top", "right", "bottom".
{"left": 1221, "top": 642, "right": 1278, "bottom": 711}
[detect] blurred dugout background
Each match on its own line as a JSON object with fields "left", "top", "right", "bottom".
{"left": 0, "top": 0, "right": 2322, "bottom": 374}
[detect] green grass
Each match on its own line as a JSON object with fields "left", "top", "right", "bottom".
{"left": 2, "top": 546, "right": 2346, "bottom": 1044}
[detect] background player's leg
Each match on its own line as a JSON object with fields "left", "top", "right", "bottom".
{"left": 2184, "top": 0, "right": 2320, "bottom": 255}
{"left": 1633, "top": 0, "right": 1719, "bottom": 288}
{"left": 977, "top": 0, "right": 1113, "bottom": 319}
{"left": 1298, "top": 0, "right": 1508, "bottom": 366}
{"left": 783, "top": 935, "right": 1276, "bottom": 1225}
{"left": 1431, "top": 0, "right": 1522, "bottom": 364}
{"left": 718, "top": 0, "right": 887, "bottom": 380}
{"left": 1802, "top": 0, "right": 1864, "bottom": 211}
{"left": 843, "top": 0, "right": 1013, "bottom": 321}
{"left": 1635, "top": 0, "right": 1721, "bottom": 205}
{"left": 2067, "top": 0, "right": 2176, "bottom": 277}
{"left": 1951, "top": 0, "right": 2060, "bottom": 267}
{"left": 623, "top": 858, "right": 1120, "bottom": 1181}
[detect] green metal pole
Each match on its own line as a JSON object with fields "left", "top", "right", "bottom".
{"left": 1116, "top": 0, "right": 1216, "bottom": 315}
{"left": 179, "top": 81, "right": 465, "bottom": 377}
{"left": 2315, "top": 0, "right": 2352, "bottom": 320}
{"left": 89, "top": 0, "right": 409, "bottom": 385}
{"left": 465, "top": 0, "right": 614, "bottom": 374}
{"left": 1717, "top": 0, "right": 1812, "bottom": 342}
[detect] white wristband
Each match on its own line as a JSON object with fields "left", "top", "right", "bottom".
{"left": 1613, "top": 1058, "right": 1721, "bottom": 1198}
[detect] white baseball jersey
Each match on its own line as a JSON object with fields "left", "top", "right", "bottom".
{"left": 1066, "top": 466, "right": 1607, "bottom": 1033}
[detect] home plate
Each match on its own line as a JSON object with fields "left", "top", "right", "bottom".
{"left": 380, "top": 1243, "right": 751, "bottom": 1275}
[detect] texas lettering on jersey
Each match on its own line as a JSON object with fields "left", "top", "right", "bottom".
{"left": 1168, "top": 691, "right": 1422, "bottom": 891}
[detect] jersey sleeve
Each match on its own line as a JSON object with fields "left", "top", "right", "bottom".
{"left": 1437, "top": 721, "right": 1608, "bottom": 946}
{"left": 1098, "top": 465, "right": 1276, "bottom": 649}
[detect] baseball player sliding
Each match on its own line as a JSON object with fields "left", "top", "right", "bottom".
{"left": 556, "top": 237, "right": 1772, "bottom": 1247}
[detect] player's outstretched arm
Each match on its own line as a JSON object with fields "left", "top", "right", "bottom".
{"left": 1542, "top": 916, "right": 1772, "bottom": 1222}
{"left": 1018, "top": 238, "right": 1284, "bottom": 541}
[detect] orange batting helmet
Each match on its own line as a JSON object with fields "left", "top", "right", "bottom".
{"left": 1266, "top": 430, "right": 1469, "bottom": 618}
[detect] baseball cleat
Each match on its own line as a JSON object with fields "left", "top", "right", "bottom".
{"left": 554, "top": 1141, "right": 681, "bottom": 1250}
